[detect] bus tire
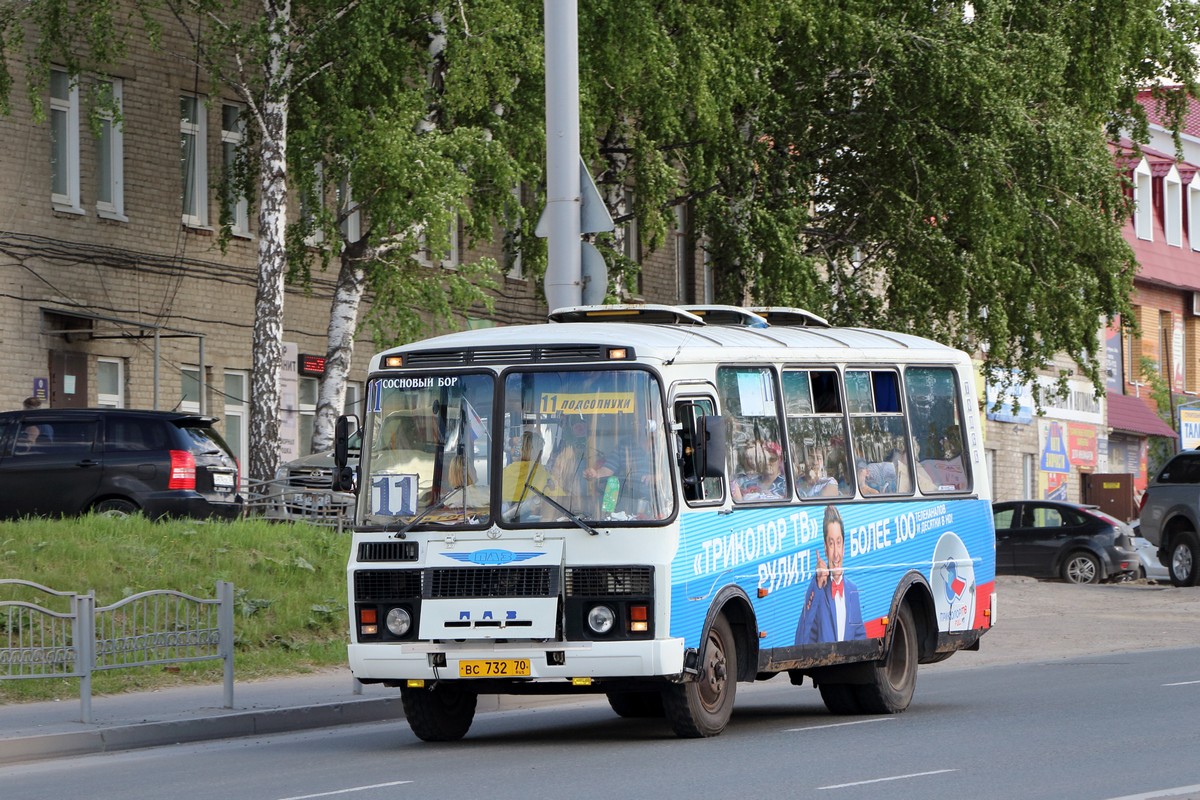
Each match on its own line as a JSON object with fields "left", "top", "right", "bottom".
{"left": 818, "top": 682, "right": 862, "bottom": 715}
{"left": 400, "top": 683, "right": 477, "bottom": 742}
{"left": 606, "top": 690, "right": 666, "bottom": 718}
{"left": 663, "top": 614, "right": 737, "bottom": 738}
{"left": 854, "top": 602, "right": 918, "bottom": 714}
{"left": 1168, "top": 532, "right": 1199, "bottom": 587}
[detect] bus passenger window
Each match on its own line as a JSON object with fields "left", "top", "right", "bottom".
{"left": 903, "top": 367, "right": 971, "bottom": 493}
{"left": 847, "top": 369, "right": 912, "bottom": 497}
{"left": 717, "top": 367, "right": 788, "bottom": 503}
{"left": 782, "top": 369, "right": 852, "bottom": 500}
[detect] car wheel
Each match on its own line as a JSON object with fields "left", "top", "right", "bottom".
{"left": 94, "top": 498, "right": 139, "bottom": 517}
{"left": 1062, "top": 551, "right": 1100, "bottom": 584}
{"left": 1168, "top": 532, "right": 1200, "bottom": 587}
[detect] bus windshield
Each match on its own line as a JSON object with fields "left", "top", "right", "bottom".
{"left": 361, "top": 373, "right": 494, "bottom": 527}
{"left": 500, "top": 368, "right": 674, "bottom": 524}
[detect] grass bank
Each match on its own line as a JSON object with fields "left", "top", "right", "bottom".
{"left": 0, "top": 515, "right": 349, "bottom": 703}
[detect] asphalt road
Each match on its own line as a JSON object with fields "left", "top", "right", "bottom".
{"left": 2, "top": 644, "right": 1198, "bottom": 800}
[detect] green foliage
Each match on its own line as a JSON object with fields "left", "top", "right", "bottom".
{"left": 7, "top": 0, "right": 1200, "bottom": 397}
{"left": 0, "top": 516, "right": 349, "bottom": 702}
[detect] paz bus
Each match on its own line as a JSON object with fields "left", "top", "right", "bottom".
{"left": 332, "top": 304, "right": 996, "bottom": 740}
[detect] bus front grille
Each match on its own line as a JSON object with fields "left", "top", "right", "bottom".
{"left": 358, "top": 541, "right": 420, "bottom": 562}
{"left": 429, "top": 567, "right": 558, "bottom": 598}
{"left": 565, "top": 566, "right": 654, "bottom": 596}
{"left": 354, "top": 570, "right": 422, "bottom": 601}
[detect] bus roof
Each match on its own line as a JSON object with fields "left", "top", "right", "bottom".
{"left": 369, "top": 305, "right": 966, "bottom": 372}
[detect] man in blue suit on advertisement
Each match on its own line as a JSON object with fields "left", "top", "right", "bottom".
{"left": 795, "top": 505, "right": 866, "bottom": 644}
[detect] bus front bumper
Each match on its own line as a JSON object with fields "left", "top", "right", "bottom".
{"left": 349, "top": 638, "right": 686, "bottom": 683}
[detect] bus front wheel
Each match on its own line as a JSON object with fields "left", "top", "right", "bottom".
{"left": 400, "top": 683, "right": 477, "bottom": 742}
{"left": 663, "top": 614, "right": 737, "bottom": 737}
{"left": 854, "top": 602, "right": 918, "bottom": 714}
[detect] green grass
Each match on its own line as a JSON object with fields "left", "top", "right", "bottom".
{"left": 0, "top": 515, "right": 350, "bottom": 703}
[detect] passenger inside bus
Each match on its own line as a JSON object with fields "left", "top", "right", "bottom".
{"left": 501, "top": 430, "right": 551, "bottom": 504}
{"left": 731, "top": 437, "right": 786, "bottom": 502}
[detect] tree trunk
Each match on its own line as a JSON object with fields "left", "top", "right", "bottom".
{"left": 247, "top": 14, "right": 292, "bottom": 487}
{"left": 312, "top": 242, "right": 367, "bottom": 452}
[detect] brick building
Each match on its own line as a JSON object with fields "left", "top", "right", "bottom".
{"left": 0, "top": 24, "right": 711, "bottom": 474}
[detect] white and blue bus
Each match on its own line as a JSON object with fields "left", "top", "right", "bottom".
{"left": 334, "top": 304, "right": 996, "bottom": 740}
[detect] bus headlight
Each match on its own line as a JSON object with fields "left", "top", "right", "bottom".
{"left": 385, "top": 607, "right": 412, "bottom": 637}
{"left": 587, "top": 604, "right": 616, "bottom": 635}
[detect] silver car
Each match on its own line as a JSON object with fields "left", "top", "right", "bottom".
{"left": 1130, "top": 523, "right": 1170, "bottom": 582}
{"left": 265, "top": 431, "right": 359, "bottom": 525}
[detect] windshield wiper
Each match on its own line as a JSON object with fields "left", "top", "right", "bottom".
{"left": 524, "top": 483, "right": 599, "bottom": 536}
{"left": 385, "top": 493, "right": 467, "bottom": 539}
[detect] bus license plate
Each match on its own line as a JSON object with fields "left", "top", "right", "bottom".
{"left": 459, "top": 659, "right": 531, "bottom": 678}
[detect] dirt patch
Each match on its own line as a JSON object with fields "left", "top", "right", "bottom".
{"left": 932, "top": 574, "right": 1200, "bottom": 670}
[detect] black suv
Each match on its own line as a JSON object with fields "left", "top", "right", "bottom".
{"left": 0, "top": 408, "right": 242, "bottom": 521}
{"left": 1138, "top": 450, "right": 1200, "bottom": 586}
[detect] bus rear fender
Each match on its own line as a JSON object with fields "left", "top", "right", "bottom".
{"left": 892, "top": 571, "right": 938, "bottom": 664}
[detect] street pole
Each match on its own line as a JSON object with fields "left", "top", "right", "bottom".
{"left": 542, "top": 0, "right": 583, "bottom": 312}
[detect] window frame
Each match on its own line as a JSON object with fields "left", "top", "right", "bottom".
{"left": 180, "top": 94, "right": 209, "bottom": 227}
{"left": 95, "top": 78, "right": 126, "bottom": 221}
{"left": 50, "top": 68, "right": 82, "bottom": 214}
{"left": 221, "top": 102, "right": 250, "bottom": 237}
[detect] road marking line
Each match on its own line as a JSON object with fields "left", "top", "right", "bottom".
{"left": 276, "top": 781, "right": 414, "bottom": 800}
{"left": 1163, "top": 680, "right": 1200, "bottom": 686}
{"left": 818, "top": 769, "right": 957, "bottom": 790}
{"left": 1103, "top": 785, "right": 1200, "bottom": 800}
{"left": 783, "top": 718, "right": 893, "bottom": 733}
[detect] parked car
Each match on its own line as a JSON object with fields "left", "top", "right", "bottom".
{"left": 1128, "top": 521, "right": 1171, "bottom": 582}
{"left": 1136, "top": 450, "right": 1200, "bottom": 586}
{"left": 992, "top": 499, "right": 1140, "bottom": 584}
{"left": 0, "top": 408, "right": 242, "bottom": 520}
{"left": 265, "top": 430, "right": 359, "bottom": 524}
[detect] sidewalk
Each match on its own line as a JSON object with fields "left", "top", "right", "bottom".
{"left": 0, "top": 669, "right": 409, "bottom": 766}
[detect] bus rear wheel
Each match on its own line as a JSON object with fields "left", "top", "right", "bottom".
{"left": 663, "top": 614, "right": 737, "bottom": 738}
{"left": 400, "top": 683, "right": 477, "bottom": 742}
{"left": 854, "top": 602, "right": 918, "bottom": 714}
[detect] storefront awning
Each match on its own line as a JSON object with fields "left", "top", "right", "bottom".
{"left": 1107, "top": 392, "right": 1177, "bottom": 438}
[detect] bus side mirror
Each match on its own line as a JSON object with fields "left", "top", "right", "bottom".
{"left": 333, "top": 415, "right": 358, "bottom": 493}
{"left": 697, "top": 415, "right": 727, "bottom": 480}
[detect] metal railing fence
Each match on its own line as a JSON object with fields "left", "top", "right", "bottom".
{"left": 1, "top": 580, "right": 234, "bottom": 722}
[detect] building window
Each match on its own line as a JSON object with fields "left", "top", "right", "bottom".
{"left": 622, "top": 188, "right": 641, "bottom": 294}
{"left": 224, "top": 370, "right": 248, "bottom": 482}
{"left": 344, "top": 380, "right": 362, "bottom": 416}
{"left": 95, "top": 79, "right": 125, "bottom": 221}
{"left": 1165, "top": 166, "right": 1183, "bottom": 247}
{"left": 180, "top": 366, "right": 203, "bottom": 413}
{"left": 1159, "top": 310, "right": 1172, "bottom": 380}
{"left": 302, "top": 163, "right": 325, "bottom": 247}
{"left": 338, "top": 179, "right": 360, "bottom": 244}
{"left": 1190, "top": 177, "right": 1200, "bottom": 252}
{"left": 299, "top": 375, "right": 318, "bottom": 455}
{"left": 1022, "top": 453, "right": 1035, "bottom": 499}
{"left": 50, "top": 68, "right": 81, "bottom": 213}
{"left": 1126, "top": 308, "right": 1141, "bottom": 386}
{"left": 674, "top": 204, "right": 693, "bottom": 303}
{"left": 416, "top": 214, "right": 461, "bottom": 268}
{"left": 221, "top": 103, "right": 249, "bottom": 237}
{"left": 97, "top": 358, "right": 124, "bottom": 408}
{"left": 702, "top": 242, "right": 714, "bottom": 303}
{"left": 505, "top": 184, "right": 524, "bottom": 280}
{"left": 180, "top": 95, "right": 209, "bottom": 227}
{"left": 1133, "top": 158, "right": 1153, "bottom": 241}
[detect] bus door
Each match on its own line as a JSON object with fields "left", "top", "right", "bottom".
{"left": 673, "top": 395, "right": 724, "bottom": 504}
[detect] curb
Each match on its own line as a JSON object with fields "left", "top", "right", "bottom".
{"left": 0, "top": 697, "right": 405, "bottom": 766}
